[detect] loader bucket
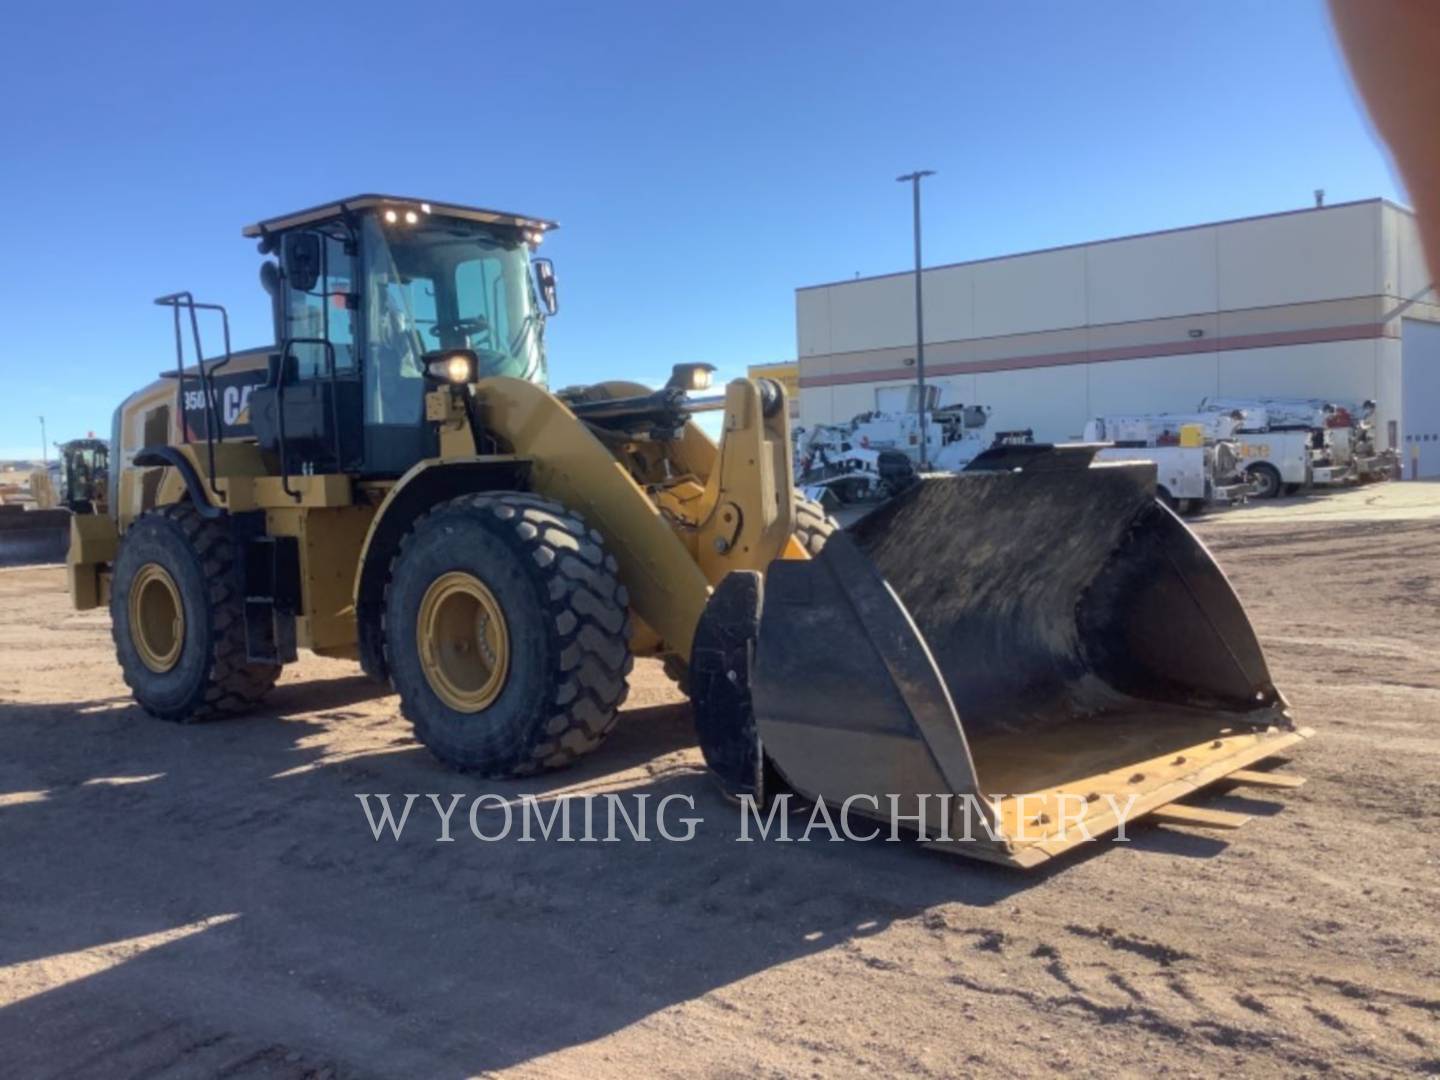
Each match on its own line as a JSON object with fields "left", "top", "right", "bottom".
{"left": 692, "top": 447, "right": 1310, "bottom": 868}
{"left": 0, "top": 507, "right": 70, "bottom": 567}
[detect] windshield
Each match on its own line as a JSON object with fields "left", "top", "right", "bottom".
{"left": 361, "top": 214, "right": 546, "bottom": 397}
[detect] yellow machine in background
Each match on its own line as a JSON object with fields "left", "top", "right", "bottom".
{"left": 28, "top": 469, "right": 57, "bottom": 509}
{"left": 68, "top": 194, "right": 1307, "bottom": 867}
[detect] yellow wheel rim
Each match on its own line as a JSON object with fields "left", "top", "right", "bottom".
{"left": 130, "top": 563, "right": 185, "bottom": 673}
{"left": 417, "top": 572, "right": 510, "bottom": 713}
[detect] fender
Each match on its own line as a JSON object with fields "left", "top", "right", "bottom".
{"left": 353, "top": 455, "right": 532, "bottom": 681}
{"left": 132, "top": 446, "right": 223, "bottom": 519}
{"left": 472, "top": 377, "right": 716, "bottom": 666}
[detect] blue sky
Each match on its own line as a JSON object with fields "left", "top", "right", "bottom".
{"left": 0, "top": 0, "right": 1402, "bottom": 458}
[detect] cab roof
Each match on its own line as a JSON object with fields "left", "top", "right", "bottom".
{"left": 241, "top": 194, "right": 558, "bottom": 238}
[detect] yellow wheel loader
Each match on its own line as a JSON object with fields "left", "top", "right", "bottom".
{"left": 0, "top": 440, "right": 107, "bottom": 566}
{"left": 68, "top": 194, "right": 1309, "bottom": 867}
{"left": 55, "top": 437, "right": 109, "bottom": 513}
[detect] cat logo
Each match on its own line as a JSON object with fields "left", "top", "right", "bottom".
{"left": 223, "top": 384, "right": 254, "bottom": 427}
{"left": 182, "top": 368, "right": 268, "bottom": 440}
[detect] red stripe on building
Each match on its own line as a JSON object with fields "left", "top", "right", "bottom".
{"left": 798, "top": 322, "right": 1389, "bottom": 389}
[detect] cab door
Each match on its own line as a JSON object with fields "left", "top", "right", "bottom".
{"left": 261, "top": 230, "right": 366, "bottom": 475}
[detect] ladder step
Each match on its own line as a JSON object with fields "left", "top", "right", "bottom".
{"left": 1149, "top": 804, "right": 1251, "bottom": 830}
{"left": 1227, "top": 768, "right": 1306, "bottom": 790}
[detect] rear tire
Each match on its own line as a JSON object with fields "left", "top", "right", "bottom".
{"left": 1155, "top": 486, "right": 1178, "bottom": 512}
{"left": 384, "top": 492, "right": 632, "bottom": 776}
{"left": 111, "top": 503, "right": 279, "bottom": 722}
{"left": 1247, "top": 463, "right": 1282, "bottom": 499}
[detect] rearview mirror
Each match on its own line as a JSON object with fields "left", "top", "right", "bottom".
{"left": 533, "top": 257, "right": 558, "bottom": 316}
{"left": 283, "top": 233, "right": 322, "bottom": 293}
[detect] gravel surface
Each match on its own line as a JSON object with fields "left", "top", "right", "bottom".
{"left": 1, "top": 483, "right": 1437, "bottom": 1078}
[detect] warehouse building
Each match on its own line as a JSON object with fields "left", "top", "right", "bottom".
{"left": 795, "top": 198, "right": 1440, "bottom": 477}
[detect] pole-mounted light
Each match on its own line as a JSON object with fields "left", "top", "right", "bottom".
{"left": 896, "top": 170, "right": 936, "bottom": 469}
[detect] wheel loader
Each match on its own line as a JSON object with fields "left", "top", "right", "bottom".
{"left": 55, "top": 437, "right": 110, "bottom": 513}
{"left": 68, "top": 194, "right": 1309, "bottom": 867}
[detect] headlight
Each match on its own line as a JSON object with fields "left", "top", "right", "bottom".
{"left": 424, "top": 351, "right": 477, "bottom": 383}
{"left": 666, "top": 362, "right": 717, "bottom": 392}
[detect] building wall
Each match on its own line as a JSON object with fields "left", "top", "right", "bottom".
{"left": 795, "top": 199, "right": 1439, "bottom": 455}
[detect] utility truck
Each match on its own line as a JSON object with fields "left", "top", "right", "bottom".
{"left": 1199, "top": 396, "right": 1397, "bottom": 487}
{"left": 794, "top": 386, "right": 1023, "bottom": 501}
{"left": 1083, "top": 414, "right": 1250, "bottom": 515}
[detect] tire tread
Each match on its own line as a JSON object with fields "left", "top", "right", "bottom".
{"left": 384, "top": 492, "right": 632, "bottom": 775}
{"left": 112, "top": 502, "right": 279, "bottom": 723}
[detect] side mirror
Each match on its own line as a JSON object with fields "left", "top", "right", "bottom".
{"left": 283, "top": 233, "right": 322, "bottom": 293}
{"left": 533, "top": 257, "right": 558, "bottom": 316}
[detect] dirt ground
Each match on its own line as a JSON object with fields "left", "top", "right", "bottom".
{"left": 1, "top": 484, "right": 1437, "bottom": 1079}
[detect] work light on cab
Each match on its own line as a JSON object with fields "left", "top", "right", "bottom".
{"left": 425, "top": 351, "right": 478, "bottom": 384}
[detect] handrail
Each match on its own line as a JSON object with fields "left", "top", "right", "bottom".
{"left": 153, "top": 292, "right": 232, "bottom": 502}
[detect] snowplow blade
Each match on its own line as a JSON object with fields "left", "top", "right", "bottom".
{"left": 693, "top": 447, "right": 1309, "bottom": 868}
{"left": 0, "top": 507, "right": 70, "bottom": 567}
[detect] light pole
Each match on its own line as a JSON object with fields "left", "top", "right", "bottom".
{"left": 897, "top": 170, "right": 935, "bottom": 468}
{"left": 39, "top": 416, "right": 46, "bottom": 465}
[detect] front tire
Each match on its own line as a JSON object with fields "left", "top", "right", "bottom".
{"left": 791, "top": 493, "right": 839, "bottom": 555}
{"left": 1247, "top": 463, "right": 1283, "bottom": 499}
{"left": 384, "top": 493, "right": 633, "bottom": 776}
{"left": 111, "top": 503, "right": 279, "bottom": 722}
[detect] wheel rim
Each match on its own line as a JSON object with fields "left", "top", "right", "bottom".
{"left": 1252, "top": 469, "right": 1277, "bottom": 497}
{"left": 130, "top": 563, "right": 185, "bottom": 673}
{"left": 417, "top": 571, "right": 510, "bottom": 713}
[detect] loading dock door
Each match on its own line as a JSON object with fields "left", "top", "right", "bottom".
{"left": 1402, "top": 319, "right": 1440, "bottom": 478}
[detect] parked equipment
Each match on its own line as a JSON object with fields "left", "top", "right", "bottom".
{"left": 794, "top": 391, "right": 1029, "bottom": 504}
{"left": 1199, "top": 396, "right": 1397, "bottom": 486}
{"left": 69, "top": 195, "right": 1306, "bottom": 867}
{"left": 0, "top": 440, "right": 111, "bottom": 567}
{"left": 800, "top": 389, "right": 997, "bottom": 474}
{"left": 795, "top": 433, "right": 917, "bottom": 505}
{"left": 54, "top": 438, "right": 109, "bottom": 512}
{"left": 1083, "top": 415, "right": 1250, "bottom": 514}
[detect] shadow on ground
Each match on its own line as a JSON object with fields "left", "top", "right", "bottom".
{"left": 0, "top": 678, "right": 1070, "bottom": 1077}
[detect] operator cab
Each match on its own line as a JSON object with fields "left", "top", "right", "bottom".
{"left": 244, "top": 195, "right": 558, "bottom": 478}
{"left": 59, "top": 437, "right": 109, "bottom": 512}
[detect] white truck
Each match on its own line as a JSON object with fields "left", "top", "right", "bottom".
{"left": 832, "top": 397, "right": 997, "bottom": 471}
{"left": 794, "top": 387, "right": 1006, "bottom": 505}
{"left": 1199, "top": 396, "right": 1397, "bottom": 487}
{"left": 794, "top": 423, "right": 918, "bottom": 505}
{"left": 1091, "top": 408, "right": 1321, "bottom": 499}
{"left": 1083, "top": 414, "right": 1251, "bottom": 515}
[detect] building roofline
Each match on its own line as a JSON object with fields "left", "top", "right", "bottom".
{"left": 796, "top": 197, "right": 1412, "bottom": 293}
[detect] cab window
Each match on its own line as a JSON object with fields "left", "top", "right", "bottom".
{"left": 284, "top": 232, "right": 356, "bottom": 378}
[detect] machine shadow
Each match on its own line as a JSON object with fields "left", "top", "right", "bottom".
{"left": 0, "top": 685, "right": 1046, "bottom": 1077}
